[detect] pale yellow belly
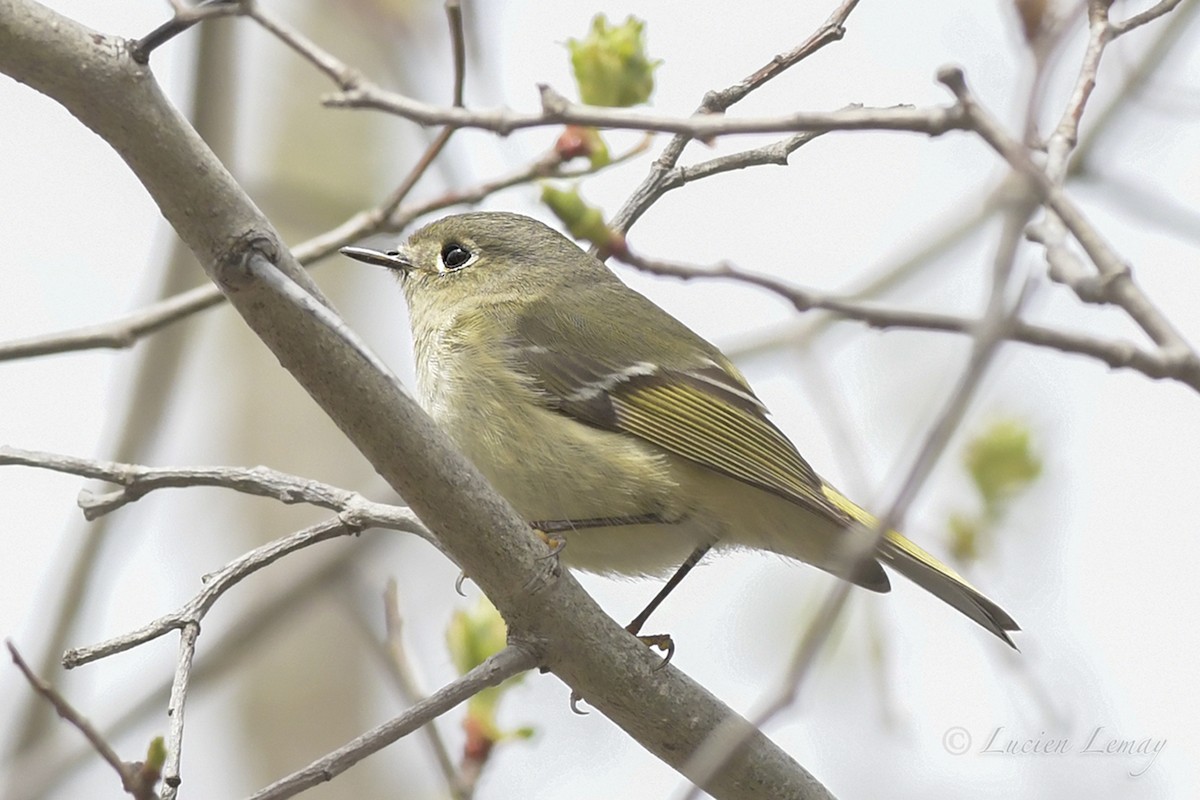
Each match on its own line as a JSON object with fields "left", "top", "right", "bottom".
{"left": 430, "top": 379, "right": 718, "bottom": 575}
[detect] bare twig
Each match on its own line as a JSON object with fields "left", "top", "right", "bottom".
{"left": 330, "top": 85, "right": 967, "bottom": 140}
{"left": 0, "top": 137, "right": 649, "bottom": 364}
{"left": 0, "top": 447, "right": 433, "bottom": 540}
{"left": 41, "top": 452, "right": 435, "bottom": 674}
{"left": 62, "top": 519, "right": 354, "bottom": 668}
{"left": 160, "top": 623, "right": 197, "bottom": 797}
{"left": 242, "top": 1, "right": 361, "bottom": 89}
{"left": 7, "top": 642, "right": 162, "bottom": 800}
{"left": 611, "top": 0, "right": 865, "bottom": 233}
{"left": 1030, "top": 2, "right": 1115, "bottom": 303}
{"left": 660, "top": 130, "right": 826, "bottom": 189}
{"left": 0, "top": 283, "right": 224, "bottom": 362}
{"left": 382, "top": 581, "right": 468, "bottom": 800}
{"left": 621, "top": 106, "right": 850, "bottom": 231}
{"left": 1070, "top": 0, "right": 1200, "bottom": 174}
{"left": 937, "top": 67, "right": 1200, "bottom": 374}
{"left": 8, "top": 540, "right": 384, "bottom": 800}
{"left": 131, "top": 0, "right": 244, "bottom": 63}
{"left": 612, "top": 249, "right": 1200, "bottom": 389}
{"left": 711, "top": 0, "right": 862, "bottom": 108}
{"left": 1110, "top": 0, "right": 1186, "bottom": 36}
{"left": 246, "top": 645, "right": 537, "bottom": 800}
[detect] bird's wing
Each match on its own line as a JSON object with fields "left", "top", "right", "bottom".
{"left": 508, "top": 294, "right": 844, "bottom": 524}
{"left": 508, "top": 293, "right": 1019, "bottom": 646}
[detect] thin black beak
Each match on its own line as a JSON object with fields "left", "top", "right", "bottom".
{"left": 339, "top": 245, "right": 414, "bottom": 273}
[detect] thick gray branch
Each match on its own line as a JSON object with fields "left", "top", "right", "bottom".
{"left": 0, "top": 3, "right": 831, "bottom": 798}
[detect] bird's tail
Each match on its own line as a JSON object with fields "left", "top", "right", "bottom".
{"left": 821, "top": 484, "right": 1020, "bottom": 648}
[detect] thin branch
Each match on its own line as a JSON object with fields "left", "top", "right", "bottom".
{"left": 160, "top": 623, "right": 197, "bottom": 798}
{"left": 706, "top": 0, "right": 862, "bottom": 110}
{"left": 445, "top": 0, "right": 466, "bottom": 107}
{"left": 1045, "top": 3, "right": 1111, "bottom": 182}
{"left": 612, "top": 249, "right": 1200, "bottom": 390}
{"left": 246, "top": 645, "right": 538, "bottom": 800}
{"left": 0, "top": 283, "right": 223, "bottom": 363}
{"left": 611, "top": 0, "right": 865, "bottom": 233}
{"left": 1070, "top": 0, "right": 1200, "bottom": 174}
{"left": 1110, "top": 0, "right": 1186, "bottom": 36}
{"left": 1029, "top": 2, "right": 1113, "bottom": 307}
{"left": 130, "top": 0, "right": 244, "bottom": 64}
{"left": 61, "top": 518, "right": 359, "bottom": 669}
{"left": 8, "top": 540, "right": 384, "bottom": 800}
{"left": 937, "top": 67, "right": 1200, "bottom": 371}
{"left": 637, "top": 105, "right": 857, "bottom": 216}
{"left": 0, "top": 447, "right": 433, "bottom": 540}
{"left": 0, "top": 138, "right": 648, "bottom": 364}
{"left": 330, "top": 84, "right": 968, "bottom": 139}
{"left": 242, "top": 1, "right": 361, "bottom": 89}
{"left": 382, "top": 581, "right": 468, "bottom": 800}
{"left": 661, "top": 130, "right": 826, "bottom": 189}
{"left": 0, "top": 448, "right": 439, "bottom": 671}
{"left": 7, "top": 641, "right": 161, "bottom": 800}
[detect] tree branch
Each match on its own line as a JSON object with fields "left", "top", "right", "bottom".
{"left": 7, "top": 642, "right": 162, "bottom": 800}
{"left": 8, "top": 540, "right": 384, "bottom": 800}
{"left": 381, "top": 581, "right": 468, "bottom": 800}
{"left": 63, "top": 518, "right": 358, "bottom": 669}
{"left": 937, "top": 66, "right": 1200, "bottom": 374}
{"left": 611, "top": 0, "right": 865, "bottom": 233}
{"left": 1110, "top": 0, "right": 1186, "bottom": 36}
{"left": 0, "top": 446, "right": 432, "bottom": 531}
{"left": 0, "top": 3, "right": 832, "bottom": 797}
{"left": 612, "top": 250, "right": 1200, "bottom": 390}
{"left": 246, "top": 646, "right": 537, "bottom": 800}
{"left": 0, "top": 139, "right": 648, "bottom": 364}
{"left": 331, "top": 83, "right": 968, "bottom": 139}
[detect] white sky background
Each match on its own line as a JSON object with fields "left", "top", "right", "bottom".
{"left": 2, "top": 1, "right": 1198, "bottom": 798}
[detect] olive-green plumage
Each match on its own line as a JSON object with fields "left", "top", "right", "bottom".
{"left": 341, "top": 212, "right": 1019, "bottom": 646}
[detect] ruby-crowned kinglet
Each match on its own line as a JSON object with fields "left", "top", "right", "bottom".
{"left": 342, "top": 212, "right": 1018, "bottom": 646}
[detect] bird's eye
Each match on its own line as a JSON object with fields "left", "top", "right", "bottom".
{"left": 440, "top": 242, "right": 473, "bottom": 271}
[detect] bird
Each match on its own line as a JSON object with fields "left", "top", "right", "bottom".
{"left": 341, "top": 211, "right": 1019, "bottom": 647}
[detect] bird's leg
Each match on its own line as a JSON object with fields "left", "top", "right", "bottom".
{"left": 529, "top": 516, "right": 704, "bottom": 665}
{"left": 625, "top": 543, "right": 712, "bottom": 667}
{"left": 566, "top": 537, "right": 711, "bottom": 715}
{"left": 525, "top": 520, "right": 709, "bottom": 659}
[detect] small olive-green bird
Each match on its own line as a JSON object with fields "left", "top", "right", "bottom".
{"left": 342, "top": 212, "right": 1018, "bottom": 646}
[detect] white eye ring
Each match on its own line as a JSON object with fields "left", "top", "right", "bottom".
{"left": 438, "top": 243, "right": 477, "bottom": 272}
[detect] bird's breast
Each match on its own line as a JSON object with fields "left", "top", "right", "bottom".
{"left": 410, "top": 331, "right": 716, "bottom": 575}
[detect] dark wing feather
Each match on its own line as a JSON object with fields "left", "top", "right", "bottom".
{"left": 510, "top": 302, "right": 842, "bottom": 523}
